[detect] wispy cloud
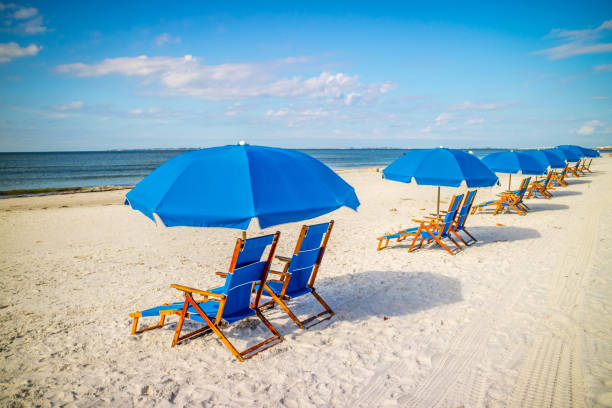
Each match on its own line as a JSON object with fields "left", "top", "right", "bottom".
{"left": 56, "top": 55, "right": 395, "bottom": 103}
{"left": 52, "top": 101, "right": 83, "bottom": 111}
{"left": 449, "top": 100, "right": 518, "bottom": 111}
{"left": 464, "top": 117, "right": 484, "bottom": 125}
{"left": 434, "top": 112, "right": 452, "bottom": 126}
{"left": 155, "top": 33, "right": 181, "bottom": 47}
{"left": 595, "top": 64, "right": 612, "bottom": 72}
{"left": 533, "top": 19, "right": 612, "bottom": 60}
{"left": 0, "top": 3, "right": 48, "bottom": 34}
{"left": 590, "top": 96, "right": 609, "bottom": 100}
{"left": 576, "top": 120, "right": 604, "bottom": 135}
{"left": 0, "top": 41, "right": 41, "bottom": 63}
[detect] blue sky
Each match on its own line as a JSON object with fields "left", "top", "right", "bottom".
{"left": 0, "top": 1, "right": 611, "bottom": 151}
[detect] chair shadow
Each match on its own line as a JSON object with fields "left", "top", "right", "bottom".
{"left": 547, "top": 190, "right": 582, "bottom": 197}
{"left": 525, "top": 203, "right": 569, "bottom": 212}
{"left": 464, "top": 225, "right": 540, "bottom": 244}
{"left": 264, "top": 270, "right": 463, "bottom": 334}
{"left": 566, "top": 179, "right": 591, "bottom": 185}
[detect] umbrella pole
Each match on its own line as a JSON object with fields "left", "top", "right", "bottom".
{"left": 436, "top": 186, "right": 440, "bottom": 217}
{"left": 508, "top": 174, "right": 512, "bottom": 191}
{"left": 242, "top": 230, "right": 247, "bottom": 240}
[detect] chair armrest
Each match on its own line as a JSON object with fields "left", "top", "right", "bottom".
{"left": 268, "top": 270, "right": 291, "bottom": 277}
{"left": 411, "top": 219, "right": 428, "bottom": 223}
{"left": 215, "top": 272, "right": 227, "bottom": 277}
{"left": 275, "top": 255, "right": 292, "bottom": 262}
{"left": 170, "top": 284, "right": 226, "bottom": 299}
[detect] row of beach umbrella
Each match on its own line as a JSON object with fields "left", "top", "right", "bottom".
{"left": 125, "top": 143, "right": 599, "bottom": 233}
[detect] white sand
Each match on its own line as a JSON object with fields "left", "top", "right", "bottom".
{"left": 1, "top": 158, "right": 612, "bottom": 407}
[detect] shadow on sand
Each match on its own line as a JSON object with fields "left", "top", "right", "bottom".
{"left": 546, "top": 190, "right": 582, "bottom": 197}
{"left": 524, "top": 203, "right": 569, "bottom": 212}
{"left": 565, "top": 179, "right": 591, "bottom": 185}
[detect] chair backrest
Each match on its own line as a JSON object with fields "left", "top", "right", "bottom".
{"left": 284, "top": 221, "right": 334, "bottom": 294}
{"left": 559, "top": 165, "right": 568, "bottom": 178}
{"left": 455, "top": 190, "right": 477, "bottom": 229}
{"left": 543, "top": 171, "right": 553, "bottom": 188}
{"left": 516, "top": 177, "right": 530, "bottom": 201}
{"left": 222, "top": 232, "right": 279, "bottom": 314}
{"left": 440, "top": 194, "right": 463, "bottom": 236}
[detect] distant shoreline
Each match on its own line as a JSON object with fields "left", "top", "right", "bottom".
{"left": 0, "top": 185, "right": 133, "bottom": 199}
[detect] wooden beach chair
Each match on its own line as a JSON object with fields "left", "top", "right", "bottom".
{"left": 550, "top": 165, "right": 569, "bottom": 187}
{"left": 132, "top": 232, "right": 283, "bottom": 362}
{"left": 526, "top": 172, "right": 553, "bottom": 199}
{"left": 258, "top": 222, "right": 335, "bottom": 329}
{"left": 580, "top": 159, "right": 593, "bottom": 173}
{"left": 567, "top": 162, "right": 581, "bottom": 177}
{"left": 407, "top": 194, "right": 465, "bottom": 255}
{"left": 471, "top": 177, "right": 530, "bottom": 216}
{"left": 450, "top": 190, "right": 478, "bottom": 245}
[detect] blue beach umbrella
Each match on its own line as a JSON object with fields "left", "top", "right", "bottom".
{"left": 523, "top": 149, "right": 566, "bottom": 169}
{"left": 382, "top": 148, "right": 498, "bottom": 215}
{"left": 579, "top": 147, "right": 600, "bottom": 158}
{"left": 556, "top": 145, "right": 584, "bottom": 162}
{"left": 125, "top": 144, "right": 360, "bottom": 230}
{"left": 558, "top": 144, "right": 600, "bottom": 158}
{"left": 482, "top": 151, "right": 547, "bottom": 190}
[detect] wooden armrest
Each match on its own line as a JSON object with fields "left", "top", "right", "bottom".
{"left": 170, "top": 284, "right": 226, "bottom": 299}
{"left": 411, "top": 219, "right": 427, "bottom": 223}
{"left": 215, "top": 272, "right": 227, "bottom": 277}
{"left": 268, "top": 270, "right": 291, "bottom": 276}
{"left": 275, "top": 255, "right": 292, "bottom": 262}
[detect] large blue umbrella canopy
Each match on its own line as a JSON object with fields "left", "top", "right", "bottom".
{"left": 523, "top": 149, "right": 566, "bottom": 169}
{"left": 125, "top": 144, "right": 360, "bottom": 229}
{"left": 543, "top": 147, "right": 579, "bottom": 163}
{"left": 556, "top": 145, "right": 583, "bottom": 162}
{"left": 482, "top": 151, "right": 547, "bottom": 175}
{"left": 382, "top": 148, "right": 498, "bottom": 215}
{"left": 482, "top": 151, "right": 546, "bottom": 190}
{"left": 580, "top": 147, "right": 600, "bottom": 158}
{"left": 383, "top": 148, "right": 499, "bottom": 187}
{"left": 558, "top": 144, "right": 600, "bottom": 158}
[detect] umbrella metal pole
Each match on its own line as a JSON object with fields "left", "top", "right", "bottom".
{"left": 242, "top": 230, "right": 247, "bottom": 240}
{"left": 436, "top": 186, "right": 440, "bottom": 217}
{"left": 508, "top": 174, "right": 512, "bottom": 191}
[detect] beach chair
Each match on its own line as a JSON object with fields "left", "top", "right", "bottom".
{"left": 450, "top": 190, "right": 478, "bottom": 245}
{"left": 471, "top": 177, "right": 530, "bottom": 216}
{"left": 567, "top": 162, "right": 581, "bottom": 177}
{"left": 131, "top": 232, "right": 283, "bottom": 362}
{"left": 526, "top": 172, "right": 553, "bottom": 199}
{"left": 407, "top": 194, "right": 465, "bottom": 255}
{"left": 259, "top": 222, "right": 335, "bottom": 329}
{"left": 580, "top": 159, "right": 593, "bottom": 173}
{"left": 550, "top": 165, "right": 569, "bottom": 187}
{"left": 376, "top": 194, "right": 463, "bottom": 251}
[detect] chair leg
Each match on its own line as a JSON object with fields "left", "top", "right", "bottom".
{"left": 263, "top": 284, "right": 305, "bottom": 329}
{"left": 462, "top": 229, "right": 477, "bottom": 243}
{"left": 172, "top": 294, "right": 282, "bottom": 361}
{"left": 452, "top": 230, "right": 468, "bottom": 246}
{"left": 130, "top": 313, "right": 168, "bottom": 335}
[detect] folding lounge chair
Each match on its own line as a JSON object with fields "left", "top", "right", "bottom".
{"left": 526, "top": 172, "right": 553, "bottom": 199}
{"left": 259, "top": 222, "right": 335, "bottom": 329}
{"left": 376, "top": 194, "right": 462, "bottom": 251}
{"left": 449, "top": 190, "right": 478, "bottom": 245}
{"left": 407, "top": 194, "right": 465, "bottom": 255}
{"left": 550, "top": 166, "right": 569, "bottom": 187}
{"left": 471, "top": 177, "right": 531, "bottom": 216}
{"left": 131, "top": 232, "right": 283, "bottom": 362}
{"left": 567, "top": 162, "right": 581, "bottom": 177}
{"left": 581, "top": 159, "right": 593, "bottom": 173}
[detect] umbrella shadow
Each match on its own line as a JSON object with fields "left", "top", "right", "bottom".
{"left": 264, "top": 270, "right": 463, "bottom": 333}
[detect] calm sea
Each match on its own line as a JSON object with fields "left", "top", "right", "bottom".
{"left": 0, "top": 148, "right": 600, "bottom": 195}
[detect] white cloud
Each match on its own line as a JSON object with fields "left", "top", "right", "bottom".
{"left": 56, "top": 55, "right": 395, "bottom": 102}
{"left": 464, "top": 117, "right": 484, "bottom": 125}
{"left": 128, "top": 107, "right": 161, "bottom": 116}
{"left": 155, "top": 33, "right": 181, "bottom": 47}
{"left": 590, "top": 96, "right": 609, "bottom": 100}
{"left": 435, "top": 112, "right": 452, "bottom": 126}
{"left": 595, "top": 64, "right": 612, "bottom": 72}
{"left": 449, "top": 100, "right": 518, "bottom": 111}
{"left": 577, "top": 120, "right": 604, "bottom": 135}
{"left": 0, "top": 42, "right": 41, "bottom": 63}
{"left": 13, "top": 6, "right": 36, "bottom": 19}
{"left": 533, "top": 19, "right": 612, "bottom": 60}
{"left": 52, "top": 101, "right": 83, "bottom": 111}
{"left": 0, "top": 4, "right": 47, "bottom": 34}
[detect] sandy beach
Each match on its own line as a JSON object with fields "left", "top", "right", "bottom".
{"left": 1, "top": 158, "right": 611, "bottom": 407}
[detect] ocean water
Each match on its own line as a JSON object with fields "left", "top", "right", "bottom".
{"left": 0, "top": 148, "right": 601, "bottom": 194}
